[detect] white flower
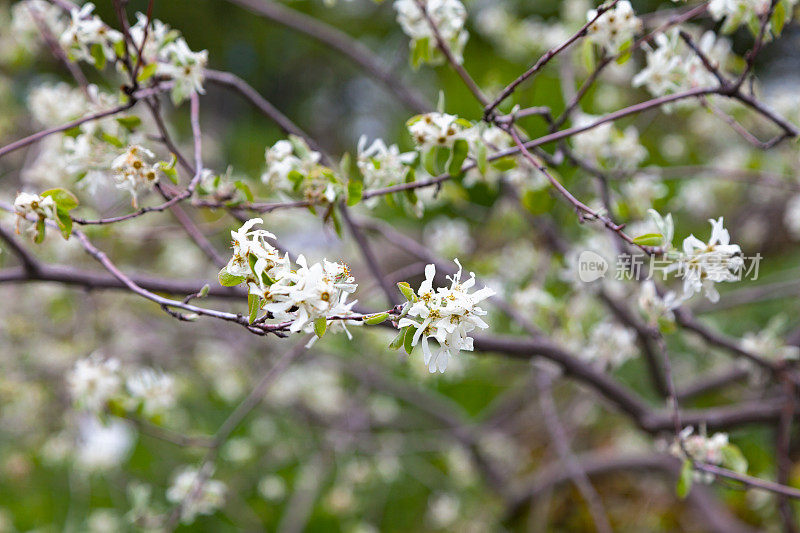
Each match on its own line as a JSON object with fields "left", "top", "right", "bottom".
{"left": 67, "top": 355, "right": 122, "bottom": 412}
{"left": 398, "top": 261, "right": 494, "bottom": 373}
{"left": 356, "top": 136, "right": 415, "bottom": 189}
{"left": 10, "top": 0, "right": 66, "bottom": 55}
{"left": 407, "top": 112, "right": 471, "bottom": 150}
{"left": 423, "top": 217, "right": 474, "bottom": 258}
{"left": 571, "top": 114, "right": 647, "bottom": 170}
{"left": 669, "top": 427, "right": 731, "bottom": 483}
{"left": 427, "top": 493, "right": 460, "bottom": 528}
{"left": 586, "top": 1, "right": 641, "bottom": 54}
{"left": 75, "top": 416, "right": 134, "bottom": 471}
{"left": 126, "top": 368, "right": 176, "bottom": 416}
{"left": 633, "top": 29, "right": 730, "bottom": 101}
{"left": 59, "top": 2, "right": 123, "bottom": 64}
{"left": 158, "top": 38, "right": 208, "bottom": 104}
{"left": 395, "top": 0, "right": 468, "bottom": 65}
{"left": 261, "top": 137, "right": 329, "bottom": 200}
{"left": 584, "top": 321, "right": 637, "bottom": 370}
{"left": 638, "top": 280, "right": 682, "bottom": 325}
{"left": 14, "top": 192, "right": 56, "bottom": 221}
{"left": 263, "top": 254, "right": 357, "bottom": 333}
{"left": 111, "top": 145, "right": 159, "bottom": 207}
{"left": 676, "top": 217, "right": 743, "bottom": 303}
{"left": 166, "top": 467, "right": 227, "bottom": 524}
{"left": 28, "top": 82, "right": 87, "bottom": 127}
{"left": 741, "top": 329, "right": 800, "bottom": 362}
{"left": 258, "top": 475, "right": 286, "bottom": 501}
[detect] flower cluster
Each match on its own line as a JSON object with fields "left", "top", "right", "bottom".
{"left": 59, "top": 2, "right": 123, "bottom": 65}
{"left": 583, "top": 321, "right": 637, "bottom": 370}
{"left": 407, "top": 112, "right": 472, "bottom": 150}
{"left": 586, "top": 1, "right": 641, "bottom": 54}
{"left": 221, "top": 219, "right": 360, "bottom": 339}
{"left": 669, "top": 427, "right": 741, "bottom": 483}
{"left": 14, "top": 192, "right": 56, "bottom": 225}
{"left": 166, "top": 467, "right": 227, "bottom": 524}
{"left": 571, "top": 115, "right": 647, "bottom": 170}
{"left": 261, "top": 137, "right": 341, "bottom": 204}
{"left": 67, "top": 354, "right": 177, "bottom": 418}
{"left": 638, "top": 280, "right": 682, "bottom": 326}
{"left": 633, "top": 29, "right": 730, "bottom": 100}
{"left": 394, "top": 0, "right": 469, "bottom": 66}
{"left": 398, "top": 261, "right": 494, "bottom": 373}
{"left": 356, "top": 136, "right": 416, "bottom": 190}
{"left": 675, "top": 217, "right": 743, "bottom": 303}
{"left": 705, "top": 0, "right": 796, "bottom": 33}
{"left": 111, "top": 145, "right": 160, "bottom": 207}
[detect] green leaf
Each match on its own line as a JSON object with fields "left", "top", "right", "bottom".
{"left": 248, "top": 293, "right": 260, "bottom": 324}
{"left": 772, "top": 0, "right": 787, "bottom": 35}
{"left": 330, "top": 207, "right": 343, "bottom": 239}
{"left": 677, "top": 459, "right": 693, "bottom": 499}
{"left": 218, "top": 268, "right": 245, "bottom": 287}
{"left": 397, "top": 282, "right": 416, "bottom": 301}
{"left": 314, "top": 317, "right": 327, "bottom": 338}
{"left": 632, "top": 233, "right": 664, "bottom": 246}
{"left": 388, "top": 330, "right": 405, "bottom": 350}
{"left": 113, "top": 39, "right": 126, "bottom": 59}
{"left": 90, "top": 43, "right": 106, "bottom": 70}
{"left": 347, "top": 180, "right": 363, "bottom": 206}
{"left": 55, "top": 209, "right": 72, "bottom": 239}
{"left": 411, "top": 37, "right": 431, "bottom": 69}
{"left": 116, "top": 116, "right": 142, "bottom": 131}
{"left": 422, "top": 147, "right": 438, "bottom": 176}
{"left": 403, "top": 325, "right": 415, "bottom": 355}
{"left": 233, "top": 180, "right": 254, "bottom": 202}
{"left": 199, "top": 284, "right": 210, "bottom": 298}
{"left": 476, "top": 142, "right": 488, "bottom": 175}
{"left": 364, "top": 312, "right": 390, "bottom": 325}
{"left": 447, "top": 139, "right": 469, "bottom": 177}
{"left": 582, "top": 38, "right": 596, "bottom": 73}
{"left": 34, "top": 218, "right": 46, "bottom": 244}
{"left": 100, "top": 132, "right": 125, "bottom": 148}
{"left": 616, "top": 38, "right": 633, "bottom": 65}
{"left": 521, "top": 188, "right": 553, "bottom": 215}
{"left": 720, "top": 444, "right": 748, "bottom": 474}
{"left": 490, "top": 157, "right": 517, "bottom": 172}
{"left": 137, "top": 62, "right": 158, "bottom": 83}
{"left": 41, "top": 188, "right": 79, "bottom": 211}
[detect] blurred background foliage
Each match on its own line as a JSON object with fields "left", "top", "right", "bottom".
{"left": 2, "top": 0, "right": 800, "bottom": 531}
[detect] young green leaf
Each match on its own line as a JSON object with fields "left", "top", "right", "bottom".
{"left": 632, "top": 233, "right": 664, "bottom": 247}
{"left": 364, "top": 312, "right": 390, "bottom": 325}
{"left": 218, "top": 268, "right": 245, "bottom": 287}
{"left": 676, "top": 459, "right": 693, "bottom": 499}
{"left": 447, "top": 139, "right": 469, "bottom": 177}
{"left": 55, "top": 209, "right": 73, "bottom": 240}
{"left": 41, "top": 188, "right": 79, "bottom": 211}
{"left": 248, "top": 293, "right": 260, "bottom": 324}
{"left": 314, "top": 317, "right": 327, "bottom": 338}
{"left": 397, "top": 282, "right": 416, "bottom": 301}
{"left": 137, "top": 62, "right": 158, "bottom": 83}
{"left": 34, "top": 218, "right": 46, "bottom": 244}
{"left": 403, "top": 325, "right": 415, "bottom": 354}
{"left": 720, "top": 444, "right": 748, "bottom": 474}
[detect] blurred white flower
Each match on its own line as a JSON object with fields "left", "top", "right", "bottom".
{"left": 586, "top": 1, "right": 641, "bottom": 54}
{"left": 166, "top": 467, "right": 227, "bottom": 524}
{"left": 75, "top": 417, "right": 134, "bottom": 471}
{"left": 68, "top": 355, "right": 122, "bottom": 412}
{"left": 126, "top": 368, "right": 176, "bottom": 417}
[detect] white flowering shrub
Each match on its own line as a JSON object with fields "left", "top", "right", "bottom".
{"left": 1, "top": 0, "right": 800, "bottom": 530}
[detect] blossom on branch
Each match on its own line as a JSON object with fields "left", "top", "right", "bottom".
{"left": 398, "top": 261, "right": 494, "bottom": 373}
{"left": 586, "top": 1, "right": 641, "bottom": 54}
{"left": 395, "top": 0, "right": 469, "bottom": 66}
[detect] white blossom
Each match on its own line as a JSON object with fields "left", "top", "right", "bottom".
{"left": 395, "top": 0, "right": 468, "bottom": 65}
{"left": 166, "top": 467, "right": 227, "bottom": 524}
{"left": 111, "top": 145, "right": 159, "bottom": 207}
{"left": 356, "top": 136, "right": 415, "bottom": 189}
{"left": 586, "top": 1, "right": 641, "bottom": 54}
{"left": 158, "top": 38, "right": 208, "bottom": 104}
{"left": 407, "top": 112, "right": 471, "bottom": 150}
{"left": 398, "top": 261, "right": 494, "bottom": 373}
{"left": 638, "top": 280, "right": 683, "bottom": 325}
{"left": 59, "top": 2, "right": 123, "bottom": 64}
{"left": 14, "top": 192, "right": 56, "bottom": 222}
{"left": 126, "top": 368, "right": 176, "bottom": 416}
{"left": 675, "top": 217, "right": 743, "bottom": 303}
{"left": 571, "top": 114, "right": 647, "bottom": 170}
{"left": 67, "top": 355, "right": 122, "bottom": 412}
{"left": 75, "top": 416, "right": 134, "bottom": 471}
{"left": 584, "top": 321, "right": 637, "bottom": 370}
{"left": 423, "top": 217, "right": 474, "bottom": 258}
{"left": 633, "top": 29, "right": 730, "bottom": 101}
{"left": 669, "top": 427, "right": 731, "bottom": 483}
